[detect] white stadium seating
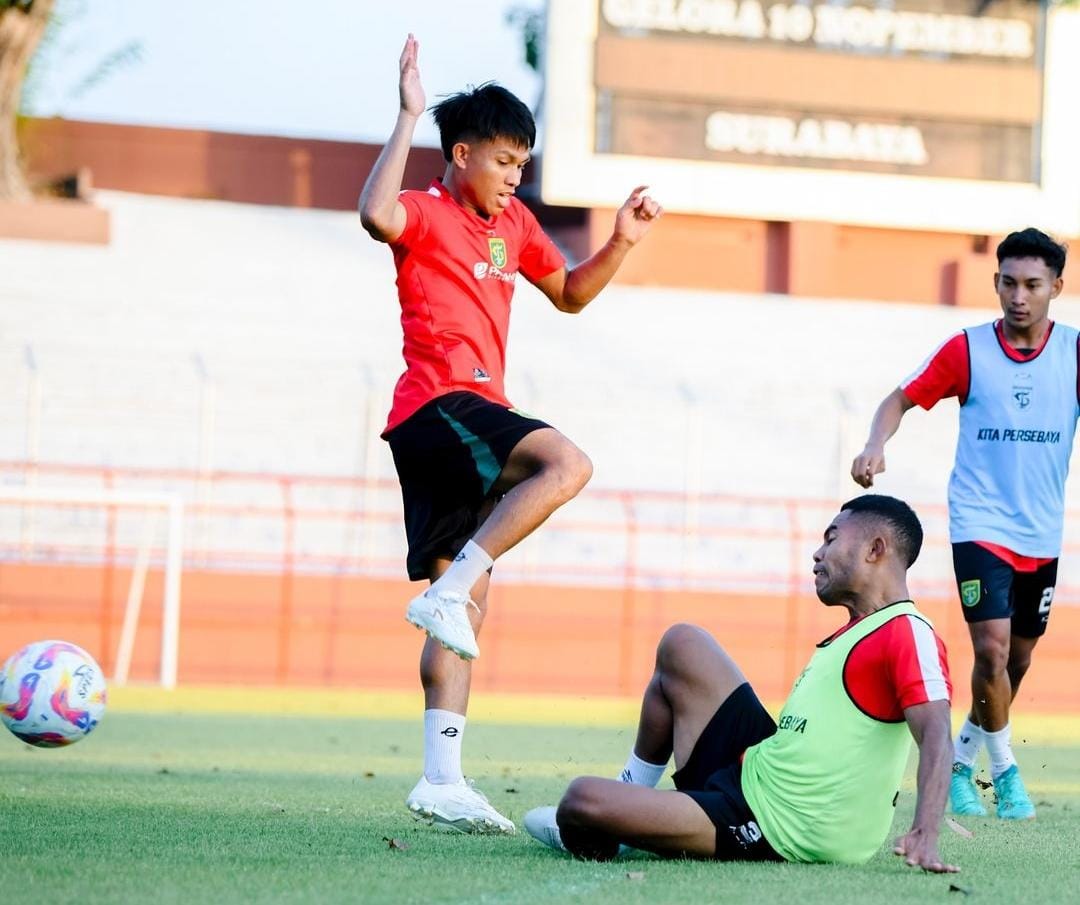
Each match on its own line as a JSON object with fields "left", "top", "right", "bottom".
{"left": 3, "top": 190, "right": 1080, "bottom": 598}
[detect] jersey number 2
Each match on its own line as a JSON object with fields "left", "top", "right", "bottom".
{"left": 1038, "top": 587, "right": 1055, "bottom": 618}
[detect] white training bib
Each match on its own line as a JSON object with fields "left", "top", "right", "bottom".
{"left": 949, "top": 321, "right": 1080, "bottom": 556}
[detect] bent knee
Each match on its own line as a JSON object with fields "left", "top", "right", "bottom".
{"left": 551, "top": 445, "right": 592, "bottom": 499}
{"left": 657, "top": 623, "right": 711, "bottom": 669}
{"left": 576, "top": 452, "right": 594, "bottom": 490}
{"left": 557, "top": 778, "right": 608, "bottom": 827}
{"left": 972, "top": 641, "right": 1009, "bottom": 675}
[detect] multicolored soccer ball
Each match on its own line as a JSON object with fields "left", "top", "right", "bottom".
{"left": 0, "top": 640, "right": 107, "bottom": 747}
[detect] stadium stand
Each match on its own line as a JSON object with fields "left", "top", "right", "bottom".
{"left": 3, "top": 191, "right": 1080, "bottom": 697}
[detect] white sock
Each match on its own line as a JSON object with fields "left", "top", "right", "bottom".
{"left": 983, "top": 724, "right": 1017, "bottom": 779}
{"left": 618, "top": 751, "right": 667, "bottom": 788}
{"left": 430, "top": 540, "right": 493, "bottom": 599}
{"left": 953, "top": 717, "right": 984, "bottom": 768}
{"left": 423, "top": 709, "right": 465, "bottom": 784}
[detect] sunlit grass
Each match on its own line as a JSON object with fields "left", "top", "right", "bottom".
{"left": 1, "top": 702, "right": 1078, "bottom": 904}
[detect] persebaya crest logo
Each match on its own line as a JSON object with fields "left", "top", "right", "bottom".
{"left": 488, "top": 237, "right": 507, "bottom": 269}
{"left": 1012, "top": 372, "right": 1033, "bottom": 410}
{"left": 960, "top": 579, "right": 982, "bottom": 608}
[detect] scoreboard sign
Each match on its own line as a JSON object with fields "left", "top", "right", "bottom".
{"left": 542, "top": 0, "right": 1080, "bottom": 235}
{"left": 597, "top": 0, "right": 1041, "bottom": 181}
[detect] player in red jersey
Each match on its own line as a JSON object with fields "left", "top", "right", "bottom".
{"left": 359, "top": 35, "right": 662, "bottom": 833}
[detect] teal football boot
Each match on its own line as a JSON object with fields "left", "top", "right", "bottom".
{"left": 950, "top": 762, "right": 987, "bottom": 817}
{"left": 993, "top": 765, "right": 1036, "bottom": 820}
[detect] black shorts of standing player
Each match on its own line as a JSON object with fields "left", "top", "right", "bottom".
{"left": 672, "top": 683, "right": 784, "bottom": 862}
{"left": 385, "top": 391, "right": 551, "bottom": 581}
{"left": 952, "top": 541, "right": 1058, "bottom": 639}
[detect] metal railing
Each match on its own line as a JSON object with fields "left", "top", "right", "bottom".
{"left": 3, "top": 460, "right": 1080, "bottom": 693}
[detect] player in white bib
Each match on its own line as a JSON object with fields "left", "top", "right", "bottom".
{"left": 851, "top": 228, "right": 1074, "bottom": 820}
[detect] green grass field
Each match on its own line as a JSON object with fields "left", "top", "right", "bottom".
{"left": 2, "top": 695, "right": 1080, "bottom": 905}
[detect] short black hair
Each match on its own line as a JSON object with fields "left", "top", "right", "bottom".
{"left": 996, "top": 228, "right": 1067, "bottom": 278}
{"left": 840, "top": 494, "right": 924, "bottom": 568}
{"left": 431, "top": 82, "right": 536, "bottom": 162}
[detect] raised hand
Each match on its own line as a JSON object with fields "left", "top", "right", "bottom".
{"left": 359, "top": 34, "right": 424, "bottom": 242}
{"left": 399, "top": 33, "right": 426, "bottom": 117}
{"left": 613, "top": 185, "right": 663, "bottom": 247}
{"left": 851, "top": 444, "right": 886, "bottom": 488}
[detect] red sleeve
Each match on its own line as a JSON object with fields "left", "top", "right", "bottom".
{"left": 901, "top": 332, "right": 970, "bottom": 409}
{"left": 517, "top": 204, "right": 565, "bottom": 283}
{"left": 390, "top": 190, "right": 430, "bottom": 249}
{"left": 844, "top": 615, "right": 952, "bottom": 722}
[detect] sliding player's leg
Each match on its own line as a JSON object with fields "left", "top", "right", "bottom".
{"left": 529, "top": 624, "right": 779, "bottom": 861}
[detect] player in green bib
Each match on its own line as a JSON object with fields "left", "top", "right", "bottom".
{"left": 524, "top": 495, "right": 958, "bottom": 873}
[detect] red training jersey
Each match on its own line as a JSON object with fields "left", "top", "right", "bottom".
{"left": 382, "top": 180, "right": 566, "bottom": 435}
{"left": 823, "top": 608, "right": 952, "bottom": 721}
{"left": 900, "top": 320, "right": 1057, "bottom": 570}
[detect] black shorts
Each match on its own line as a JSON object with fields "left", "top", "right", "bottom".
{"left": 952, "top": 542, "right": 1058, "bottom": 638}
{"left": 385, "top": 392, "right": 551, "bottom": 580}
{"left": 672, "top": 682, "right": 783, "bottom": 862}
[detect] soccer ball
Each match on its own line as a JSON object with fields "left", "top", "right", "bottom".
{"left": 0, "top": 640, "right": 107, "bottom": 747}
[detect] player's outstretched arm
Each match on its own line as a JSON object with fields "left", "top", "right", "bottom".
{"left": 851, "top": 387, "right": 915, "bottom": 488}
{"left": 533, "top": 186, "right": 663, "bottom": 314}
{"left": 359, "top": 34, "right": 426, "bottom": 243}
{"left": 894, "top": 699, "right": 959, "bottom": 874}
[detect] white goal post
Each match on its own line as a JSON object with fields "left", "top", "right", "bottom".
{"left": 0, "top": 485, "right": 184, "bottom": 688}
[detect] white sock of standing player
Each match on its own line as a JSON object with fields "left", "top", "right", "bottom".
{"left": 983, "top": 724, "right": 1018, "bottom": 779}
{"left": 618, "top": 750, "right": 667, "bottom": 788}
{"left": 953, "top": 716, "right": 984, "bottom": 768}
{"left": 424, "top": 709, "right": 466, "bottom": 784}
{"left": 430, "top": 540, "right": 493, "bottom": 600}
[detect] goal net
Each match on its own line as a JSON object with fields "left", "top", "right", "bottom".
{"left": 0, "top": 484, "right": 183, "bottom": 688}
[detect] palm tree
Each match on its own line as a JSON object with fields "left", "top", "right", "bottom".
{"left": 0, "top": 0, "right": 53, "bottom": 201}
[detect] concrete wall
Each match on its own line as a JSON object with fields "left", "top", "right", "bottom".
{"left": 20, "top": 117, "right": 445, "bottom": 210}
{"left": 4, "top": 561, "right": 1080, "bottom": 710}
{"left": 20, "top": 118, "right": 1022, "bottom": 305}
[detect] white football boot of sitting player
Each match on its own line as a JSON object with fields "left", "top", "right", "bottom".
{"left": 406, "top": 776, "right": 516, "bottom": 834}
{"left": 524, "top": 805, "right": 633, "bottom": 856}
{"left": 523, "top": 805, "right": 567, "bottom": 852}
{"left": 405, "top": 589, "right": 480, "bottom": 660}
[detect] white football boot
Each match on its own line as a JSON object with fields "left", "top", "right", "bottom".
{"left": 405, "top": 589, "right": 480, "bottom": 660}
{"left": 406, "top": 776, "right": 515, "bottom": 834}
{"left": 523, "top": 805, "right": 568, "bottom": 853}
{"left": 525, "top": 805, "right": 635, "bottom": 858}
